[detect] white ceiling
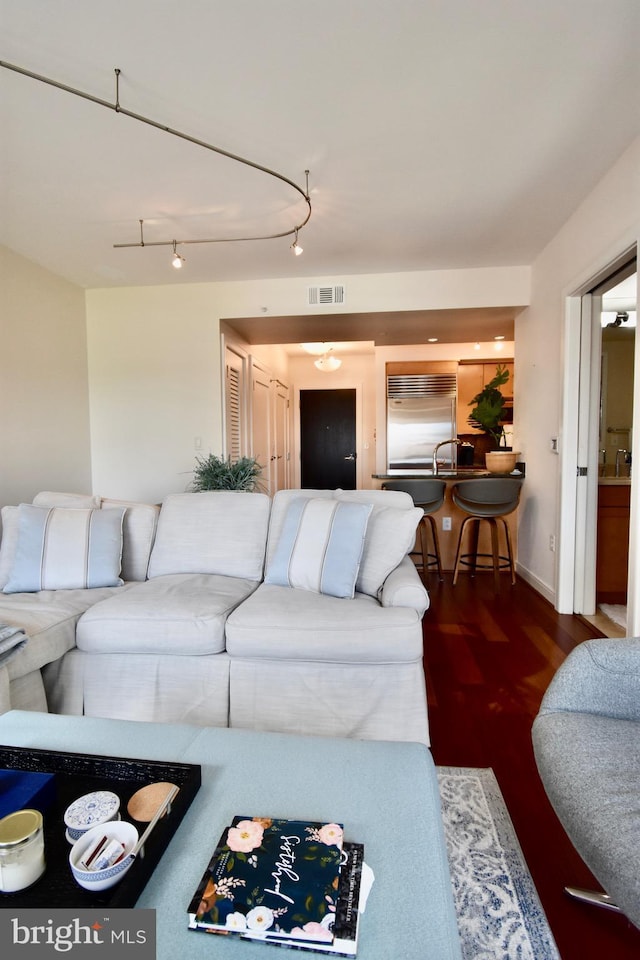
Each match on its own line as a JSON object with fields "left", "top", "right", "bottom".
{"left": 2, "top": 1, "right": 639, "bottom": 349}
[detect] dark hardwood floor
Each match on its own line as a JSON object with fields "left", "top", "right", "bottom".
{"left": 422, "top": 572, "right": 640, "bottom": 960}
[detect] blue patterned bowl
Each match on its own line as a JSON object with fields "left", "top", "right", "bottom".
{"left": 69, "top": 822, "right": 138, "bottom": 891}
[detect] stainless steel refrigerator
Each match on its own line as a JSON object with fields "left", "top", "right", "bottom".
{"left": 386, "top": 373, "right": 457, "bottom": 472}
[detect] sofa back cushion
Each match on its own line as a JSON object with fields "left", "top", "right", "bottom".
{"left": 147, "top": 491, "right": 271, "bottom": 581}
{"left": 32, "top": 491, "right": 101, "bottom": 509}
{"left": 100, "top": 499, "right": 160, "bottom": 582}
{"left": 3, "top": 504, "right": 125, "bottom": 593}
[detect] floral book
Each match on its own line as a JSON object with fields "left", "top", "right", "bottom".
{"left": 187, "top": 816, "right": 362, "bottom": 954}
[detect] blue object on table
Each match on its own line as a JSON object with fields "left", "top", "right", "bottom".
{"left": 0, "top": 769, "right": 57, "bottom": 819}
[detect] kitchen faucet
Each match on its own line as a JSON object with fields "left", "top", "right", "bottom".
{"left": 432, "top": 438, "right": 461, "bottom": 475}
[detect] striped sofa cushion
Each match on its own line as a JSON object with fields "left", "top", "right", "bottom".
{"left": 265, "top": 498, "right": 372, "bottom": 598}
{"left": 3, "top": 504, "right": 125, "bottom": 593}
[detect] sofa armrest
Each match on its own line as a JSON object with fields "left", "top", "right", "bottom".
{"left": 378, "top": 556, "right": 429, "bottom": 615}
{"left": 536, "top": 637, "right": 640, "bottom": 723}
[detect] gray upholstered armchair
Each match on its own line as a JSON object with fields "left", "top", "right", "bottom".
{"left": 532, "top": 637, "right": 640, "bottom": 929}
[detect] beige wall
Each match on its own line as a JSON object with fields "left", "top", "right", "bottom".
{"left": 0, "top": 245, "right": 91, "bottom": 511}
{"left": 86, "top": 284, "right": 223, "bottom": 503}
{"left": 86, "top": 266, "right": 529, "bottom": 502}
{"left": 516, "top": 136, "right": 640, "bottom": 603}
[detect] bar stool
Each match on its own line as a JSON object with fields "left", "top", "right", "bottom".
{"left": 452, "top": 478, "right": 523, "bottom": 585}
{"left": 381, "top": 479, "right": 446, "bottom": 580}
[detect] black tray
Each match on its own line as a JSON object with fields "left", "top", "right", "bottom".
{"left": 0, "top": 745, "right": 201, "bottom": 908}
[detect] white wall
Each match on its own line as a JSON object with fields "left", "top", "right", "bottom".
{"left": 0, "top": 245, "right": 92, "bottom": 510}
{"left": 515, "top": 136, "right": 640, "bottom": 603}
{"left": 86, "top": 266, "right": 529, "bottom": 501}
{"left": 86, "top": 284, "right": 223, "bottom": 503}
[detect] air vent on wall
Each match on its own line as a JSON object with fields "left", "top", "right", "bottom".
{"left": 307, "top": 285, "right": 346, "bottom": 306}
{"left": 387, "top": 374, "right": 457, "bottom": 399}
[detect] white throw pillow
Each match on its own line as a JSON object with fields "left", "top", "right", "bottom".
{"left": 3, "top": 504, "right": 125, "bottom": 593}
{"left": 265, "top": 497, "right": 372, "bottom": 599}
{"left": 355, "top": 505, "right": 424, "bottom": 597}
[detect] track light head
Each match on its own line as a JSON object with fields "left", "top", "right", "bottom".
{"left": 291, "top": 229, "right": 304, "bottom": 256}
{"left": 171, "top": 240, "right": 185, "bottom": 269}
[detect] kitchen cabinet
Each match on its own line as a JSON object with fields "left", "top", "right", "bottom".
{"left": 596, "top": 482, "right": 630, "bottom": 603}
{"left": 457, "top": 360, "right": 514, "bottom": 435}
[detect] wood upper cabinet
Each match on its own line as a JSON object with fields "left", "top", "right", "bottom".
{"left": 456, "top": 360, "right": 514, "bottom": 434}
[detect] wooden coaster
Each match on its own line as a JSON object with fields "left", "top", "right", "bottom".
{"left": 127, "top": 782, "right": 179, "bottom": 822}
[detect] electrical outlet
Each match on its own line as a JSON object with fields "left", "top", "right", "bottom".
{"left": 549, "top": 534, "right": 556, "bottom": 552}
{"left": 442, "top": 517, "right": 452, "bottom": 532}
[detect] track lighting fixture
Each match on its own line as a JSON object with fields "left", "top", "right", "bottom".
{"left": 0, "top": 61, "right": 312, "bottom": 268}
{"left": 171, "top": 241, "right": 185, "bottom": 269}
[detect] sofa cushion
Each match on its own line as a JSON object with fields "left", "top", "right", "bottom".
{"left": 76, "top": 573, "right": 260, "bottom": 655}
{"left": 225, "top": 582, "right": 424, "bottom": 663}
{"left": 100, "top": 499, "right": 160, "bottom": 582}
{"left": 147, "top": 492, "right": 271, "bottom": 582}
{"left": 3, "top": 505, "right": 125, "bottom": 594}
{"left": 0, "top": 585, "right": 129, "bottom": 680}
{"left": 32, "top": 491, "right": 102, "bottom": 509}
{"left": 265, "top": 498, "right": 371, "bottom": 598}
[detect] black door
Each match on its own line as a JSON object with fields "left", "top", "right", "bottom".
{"left": 300, "top": 389, "right": 357, "bottom": 489}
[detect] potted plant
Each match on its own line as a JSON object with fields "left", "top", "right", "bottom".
{"left": 191, "top": 454, "right": 264, "bottom": 491}
{"left": 468, "top": 365, "right": 518, "bottom": 473}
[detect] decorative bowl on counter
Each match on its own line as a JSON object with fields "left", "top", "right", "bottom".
{"left": 485, "top": 451, "right": 520, "bottom": 474}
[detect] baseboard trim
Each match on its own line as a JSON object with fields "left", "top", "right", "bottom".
{"left": 516, "top": 563, "right": 556, "bottom": 606}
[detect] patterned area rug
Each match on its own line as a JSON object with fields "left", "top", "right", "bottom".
{"left": 437, "top": 767, "right": 560, "bottom": 960}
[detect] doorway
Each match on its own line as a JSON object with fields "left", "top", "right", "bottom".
{"left": 569, "top": 253, "right": 637, "bottom": 635}
{"left": 300, "top": 389, "right": 357, "bottom": 489}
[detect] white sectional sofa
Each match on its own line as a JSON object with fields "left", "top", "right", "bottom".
{"left": 0, "top": 487, "right": 431, "bottom": 744}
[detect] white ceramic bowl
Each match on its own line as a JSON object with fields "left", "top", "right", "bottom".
{"left": 69, "top": 821, "right": 138, "bottom": 891}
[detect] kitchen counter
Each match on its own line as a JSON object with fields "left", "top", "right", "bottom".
{"left": 598, "top": 477, "right": 631, "bottom": 485}
{"left": 372, "top": 469, "right": 523, "bottom": 480}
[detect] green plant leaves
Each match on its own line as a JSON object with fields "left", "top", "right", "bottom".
{"left": 191, "top": 454, "right": 263, "bottom": 491}
{"left": 467, "top": 364, "right": 510, "bottom": 444}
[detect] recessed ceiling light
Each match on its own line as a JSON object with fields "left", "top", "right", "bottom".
{"left": 427, "top": 338, "right": 438, "bottom": 343}
{"left": 494, "top": 335, "right": 505, "bottom": 340}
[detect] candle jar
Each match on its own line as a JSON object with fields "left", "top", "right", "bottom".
{"left": 0, "top": 809, "right": 46, "bottom": 892}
